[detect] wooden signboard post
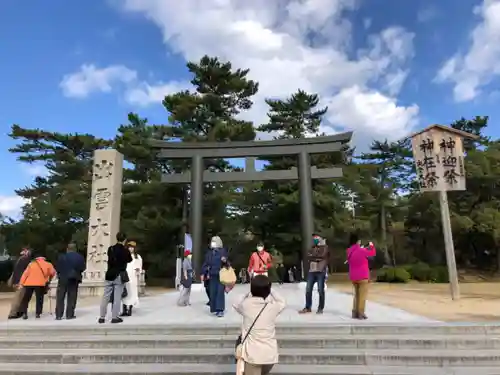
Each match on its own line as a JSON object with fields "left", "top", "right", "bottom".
{"left": 410, "top": 125, "right": 479, "bottom": 301}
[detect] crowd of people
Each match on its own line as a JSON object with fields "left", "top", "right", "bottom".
{"left": 176, "top": 232, "right": 376, "bottom": 322}
{"left": 6, "top": 230, "right": 375, "bottom": 375}
{"left": 6, "top": 229, "right": 375, "bottom": 335}
{"left": 6, "top": 232, "right": 143, "bottom": 323}
{"left": 230, "top": 232, "right": 375, "bottom": 375}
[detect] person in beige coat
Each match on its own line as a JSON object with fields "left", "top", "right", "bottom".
{"left": 233, "top": 275, "right": 286, "bottom": 375}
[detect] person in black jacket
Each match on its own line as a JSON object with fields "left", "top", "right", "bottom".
{"left": 7, "top": 248, "right": 32, "bottom": 319}
{"left": 54, "top": 242, "right": 85, "bottom": 320}
{"left": 98, "top": 232, "right": 132, "bottom": 324}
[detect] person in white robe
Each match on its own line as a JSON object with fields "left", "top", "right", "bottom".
{"left": 121, "top": 241, "right": 142, "bottom": 316}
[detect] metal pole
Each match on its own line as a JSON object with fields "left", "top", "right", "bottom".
{"left": 190, "top": 155, "right": 204, "bottom": 281}
{"left": 298, "top": 151, "right": 314, "bottom": 278}
{"left": 438, "top": 190, "right": 460, "bottom": 300}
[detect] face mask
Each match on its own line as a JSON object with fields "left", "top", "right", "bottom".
{"left": 210, "top": 242, "right": 217, "bottom": 248}
{"left": 313, "top": 238, "right": 320, "bottom": 246}
{"left": 257, "top": 246, "right": 264, "bottom": 251}
{"left": 187, "top": 254, "right": 192, "bottom": 260}
{"left": 128, "top": 247, "right": 134, "bottom": 251}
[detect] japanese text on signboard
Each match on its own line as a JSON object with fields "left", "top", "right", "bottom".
{"left": 411, "top": 129, "right": 466, "bottom": 192}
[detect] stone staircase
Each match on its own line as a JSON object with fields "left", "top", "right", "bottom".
{"left": 1, "top": 323, "right": 500, "bottom": 374}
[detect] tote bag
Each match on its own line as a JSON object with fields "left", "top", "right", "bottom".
{"left": 219, "top": 267, "right": 237, "bottom": 286}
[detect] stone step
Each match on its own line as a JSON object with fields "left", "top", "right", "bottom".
{"left": 0, "top": 348, "right": 499, "bottom": 366}
{"left": 0, "top": 363, "right": 498, "bottom": 375}
{"left": 1, "top": 334, "right": 499, "bottom": 350}
{"left": 3, "top": 323, "right": 500, "bottom": 337}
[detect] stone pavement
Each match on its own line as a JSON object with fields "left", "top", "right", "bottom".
{"left": 0, "top": 283, "right": 437, "bottom": 327}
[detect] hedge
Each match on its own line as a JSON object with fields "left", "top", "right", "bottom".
{"left": 377, "top": 262, "right": 449, "bottom": 283}
{"left": 376, "top": 267, "right": 411, "bottom": 283}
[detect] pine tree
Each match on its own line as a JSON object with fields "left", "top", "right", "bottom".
{"left": 113, "top": 113, "right": 184, "bottom": 277}
{"left": 259, "top": 89, "right": 327, "bottom": 139}
{"left": 360, "top": 139, "right": 413, "bottom": 265}
{"left": 6, "top": 125, "right": 111, "bottom": 257}
{"left": 161, "top": 55, "right": 259, "bottom": 246}
{"left": 255, "top": 89, "right": 348, "bottom": 264}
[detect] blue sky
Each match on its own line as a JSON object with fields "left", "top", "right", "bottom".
{"left": 1, "top": 0, "right": 499, "bottom": 217}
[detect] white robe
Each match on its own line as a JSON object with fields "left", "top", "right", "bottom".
{"left": 123, "top": 254, "right": 142, "bottom": 307}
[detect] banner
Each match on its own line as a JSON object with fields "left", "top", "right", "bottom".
{"left": 184, "top": 233, "right": 192, "bottom": 252}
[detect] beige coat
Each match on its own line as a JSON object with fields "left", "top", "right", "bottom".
{"left": 233, "top": 290, "right": 286, "bottom": 365}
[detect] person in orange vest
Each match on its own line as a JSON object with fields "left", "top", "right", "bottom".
{"left": 19, "top": 253, "right": 56, "bottom": 319}
{"left": 248, "top": 242, "right": 272, "bottom": 278}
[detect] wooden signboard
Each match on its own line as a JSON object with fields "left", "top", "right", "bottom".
{"left": 411, "top": 126, "right": 466, "bottom": 192}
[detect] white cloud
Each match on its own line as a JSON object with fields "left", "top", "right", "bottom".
{"left": 60, "top": 64, "right": 137, "bottom": 98}
{"left": 417, "top": 5, "right": 438, "bottom": 23}
{"left": 106, "top": 0, "right": 419, "bottom": 141}
{"left": 435, "top": 0, "right": 500, "bottom": 102}
{"left": 124, "top": 81, "right": 190, "bottom": 107}
{"left": 0, "top": 196, "right": 26, "bottom": 218}
{"left": 325, "top": 86, "right": 419, "bottom": 141}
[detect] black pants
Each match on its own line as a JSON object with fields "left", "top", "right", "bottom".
{"left": 20, "top": 286, "right": 45, "bottom": 316}
{"left": 55, "top": 279, "right": 79, "bottom": 318}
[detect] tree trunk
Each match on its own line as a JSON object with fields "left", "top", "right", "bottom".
{"left": 380, "top": 205, "right": 392, "bottom": 265}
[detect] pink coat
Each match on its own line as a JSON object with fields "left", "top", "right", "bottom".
{"left": 347, "top": 243, "right": 376, "bottom": 281}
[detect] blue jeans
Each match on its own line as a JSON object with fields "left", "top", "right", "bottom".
{"left": 208, "top": 274, "right": 225, "bottom": 313}
{"left": 305, "top": 272, "right": 326, "bottom": 310}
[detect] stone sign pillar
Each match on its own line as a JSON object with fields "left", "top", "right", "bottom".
{"left": 80, "top": 149, "right": 123, "bottom": 296}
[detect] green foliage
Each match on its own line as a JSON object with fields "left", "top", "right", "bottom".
{"left": 407, "top": 262, "right": 433, "bottom": 281}
{"left": 430, "top": 266, "right": 449, "bottom": 283}
{"left": 1, "top": 55, "right": 499, "bottom": 284}
{"left": 376, "top": 267, "right": 411, "bottom": 283}
{"left": 267, "top": 266, "right": 279, "bottom": 283}
{"left": 396, "top": 263, "right": 449, "bottom": 283}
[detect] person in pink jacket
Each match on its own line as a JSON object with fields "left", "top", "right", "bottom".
{"left": 346, "top": 233, "right": 376, "bottom": 320}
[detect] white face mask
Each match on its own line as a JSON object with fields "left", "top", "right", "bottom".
{"left": 187, "top": 254, "right": 192, "bottom": 260}
{"left": 210, "top": 242, "right": 217, "bottom": 248}
{"left": 257, "top": 246, "right": 264, "bottom": 251}
{"left": 128, "top": 247, "right": 134, "bottom": 252}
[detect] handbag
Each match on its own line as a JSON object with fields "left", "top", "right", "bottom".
{"left": 256, "top": 251, "right": 270, "bottom": 272}
{"left": 119, "top": 270, "right": 130, "bottom": 283}
{"left": 181, "top": 270, "right": 193, "bottom": 288}
{"left": 121, "top": 284, "right": 128, "bottom": 299}
{"left": 219, "top": 266, "right": 237, "bottom": 286}
{"left": 235, "top": 303, "right": 268, "bottom": 361}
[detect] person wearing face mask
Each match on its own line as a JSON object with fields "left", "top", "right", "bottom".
{"left": 299, "top": 234, "right": 329, "bottom": 315}
{"left": 201, "top": 236, "right": 229, "bottom": 317}
{"left": 121, "top": 241, "right": 142, "bottom": 317}
{"left": 177, "top": 249, "right": 193, "bottom": 306}
{"left": 248, "top": 242, "right": 272, "bottom": 279}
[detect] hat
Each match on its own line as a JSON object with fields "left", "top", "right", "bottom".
{"left": 184, "top": 249, "right": 191, "bottom": 257}
{"left": 128, "top": 241, "right": 137, "bottom": 247}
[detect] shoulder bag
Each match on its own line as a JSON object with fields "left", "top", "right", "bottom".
{"left": 220, "top": 266, "right": 237, "bottom": 285}
{"left": 235, "top": 303, "right": 268, "bottom": 361}
{"left": 256, "top": 251, "right": 269, "bottom": 270}
{"left": 34, "top": 260, "right": 50, "bottom": 295}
